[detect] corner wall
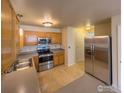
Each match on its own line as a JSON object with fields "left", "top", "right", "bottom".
{"left": 111, "top": 14, "right": 121, "bottom": 88}
{"left": 62, "top": 27, "right": 76, "bottom": 66}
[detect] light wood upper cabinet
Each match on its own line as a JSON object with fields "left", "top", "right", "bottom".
{"left": 45, "top": 32, "right": 52, "bottom": 38}
{"left": 37, "top": 32, "right": 46, "bottom": 38}
{"left": 24, "top": 31, "right": 38, "bottom": 46}
{"left": 24, "top": 31, "right": 62, "bottom": 46}
{"left": 1, "top": 0, "right": 20, "bottom": 72}
{"left": 51, "top": 33, "right": 62, "bottom": 44}
{"left": 15, "top": 18, "right": 20, "bottom": 52}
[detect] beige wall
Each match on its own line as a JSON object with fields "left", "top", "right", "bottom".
{"left": 75, "top": 27, "right": 88, "bottom": 62}
{"left": 95, "top": 18, "right": 111, "bottom": 36}
{"left": 62, "top": 26, "right": 89, "bottom": 65}
{"left": 62, "top": 27, "right": 76, "bottom": 66}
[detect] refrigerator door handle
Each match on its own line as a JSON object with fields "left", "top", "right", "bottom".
{"left": 92, "top": 44, "right": 95, "bottom": 55}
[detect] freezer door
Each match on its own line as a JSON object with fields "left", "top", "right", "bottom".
{"left": 93, "top": 36, "right": 111, "bottom": 85}
{"left": 85, "top": 38, "right": 94, "bottom": 75}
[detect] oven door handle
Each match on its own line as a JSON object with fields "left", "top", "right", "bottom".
{"left": 39, "top": 54, "right": 53, "bottom": 58}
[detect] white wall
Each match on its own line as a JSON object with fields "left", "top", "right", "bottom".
{"left": 121, "top": 25, "right": 124, "bottom": 93}
{"left": 111, "top": 15, "right": 121, "bottom": 89}
{"left": 20, "top": 25, "right": 61, "bottom": 32}
{"left": 62, "top": 27, "right": 76, "bottom": 66}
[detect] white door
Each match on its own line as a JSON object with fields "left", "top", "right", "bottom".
{"left": 67, "top": 27, "right": 76, "bottom": 66}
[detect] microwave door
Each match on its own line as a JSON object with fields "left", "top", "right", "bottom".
{"left": 38, "top": 38, "right": 51, "bottom": 44}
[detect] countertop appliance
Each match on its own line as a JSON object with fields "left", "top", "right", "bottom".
{"left": 37, "top": 45, "right": 53, "bottom": 71}
{"left": 85, "top": 36, "right": 112, "bottom": 85}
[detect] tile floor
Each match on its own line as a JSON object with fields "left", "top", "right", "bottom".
{"left": 38, "top": 62, "right": 84, "bottom": 93}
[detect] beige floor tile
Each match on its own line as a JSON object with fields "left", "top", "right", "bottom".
{"left": 38, "top": 62, "right": 84, "bottom": 93}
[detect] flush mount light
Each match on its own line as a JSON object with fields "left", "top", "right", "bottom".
{"left": 42, "top": 22, "right": 53, "bottom": 27}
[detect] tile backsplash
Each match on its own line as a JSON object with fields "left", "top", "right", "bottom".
{"left": 20, "top": 44, "right": 62, "bottom": 53}
{"left": 20, "top": 45, "right": 37, "bottom": 53}
{"left": 49, "top": 44, "right": 62, "bottom": 49}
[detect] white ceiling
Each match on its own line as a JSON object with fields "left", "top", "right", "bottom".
{"left": 10, "top": 0, "right": 120, "bottom": 28}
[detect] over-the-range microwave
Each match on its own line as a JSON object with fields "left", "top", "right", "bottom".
{"left": 38, "top": 38, "right": 51, "bottom": 44}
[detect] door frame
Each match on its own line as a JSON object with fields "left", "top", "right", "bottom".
{"left": 117, "top": 25, "right": 121, "bottom": 90}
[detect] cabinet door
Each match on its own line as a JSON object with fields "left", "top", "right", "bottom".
{"left": 51, "top": 33, "right": 57, "bottom": 44}
{"left": 51, "top": 33, "right": 62, "bottom": 44}
{"left": 53, "top": 55, "right": 59, "bottom": 66}
{"left": 56, "top": 33, "right": 62, "bottom": 44}
{"left": 15, "top": 17, "right": 20, "bottom": 52}
{"left": 45, "top": 32, "right": 52, "bottom": 39}
{"left": 32, "top": 56, "right": 39, "bottom": 72}
{"left": 59, "top": 53, "right": 64, "bottom": 65}
{"left": 37, "top": 32, "right": 46, "bottom": 38}
{"left": 24, "top": 31, "right": 38, "bottom": 45}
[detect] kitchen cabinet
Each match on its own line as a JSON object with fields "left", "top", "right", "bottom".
{"left": 51, "top": 33, "right": 62, "bottom": 44}
{"left": 94, "top": 18, "right": 111, "bottom": 36}
{"left": 15, "top": 17, "right": 20, "bottom": 52}
{"left": 1, "top": 0, "right": 20, "bottom": 72}
{"left": 24, "top": 31, "right": 62, "bottom": 45}
{"left": 53, "top": 52, "right": 64, "bottom": 66}
{"left": 32, "top": 56, "right": 39, "bottom": 72}
{"left": 24, "top": 31, "right": 38, "bottom": 46}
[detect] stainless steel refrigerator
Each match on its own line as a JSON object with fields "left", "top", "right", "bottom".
{"left": 85, "top": 36, "right": 112, "bottom": 85}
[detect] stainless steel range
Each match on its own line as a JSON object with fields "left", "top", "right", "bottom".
{"left": 37, "top": 38, "right": 53, "bottom": 71}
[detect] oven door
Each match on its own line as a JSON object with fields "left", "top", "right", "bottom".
{"left": 39, "top": 54, "right": 53, "bottom": 71}
{"left": 39, "top": 54, "right": 53, "bottom": 63}
{"left": 39, "top": 61, "right": 53, "bottom": 71}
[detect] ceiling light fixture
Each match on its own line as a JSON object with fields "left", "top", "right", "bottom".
{"left": 42, "top": 21, "right": 53, "bottom": 27}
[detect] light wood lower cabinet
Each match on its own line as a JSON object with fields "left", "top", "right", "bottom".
{"left": 32, "top": 56, "right": 39, "bottom": 71}
{"left": 53, "top": 52, "right": 64, "bottom": 66}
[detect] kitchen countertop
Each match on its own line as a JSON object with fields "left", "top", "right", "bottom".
{"left": 17, "top": 51, "right": 38, "bottom": 60}
{"left": 1, "top": 48, "right": 65, "bottom": 93}
{"left": 17, "top": 48, "right": 64, "bottom": 60}
{"left": 2, "top": 67, "right": 41, "bottom": 93}
{"left": 51, "top": 48, "right": 64, "bottom": 53}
